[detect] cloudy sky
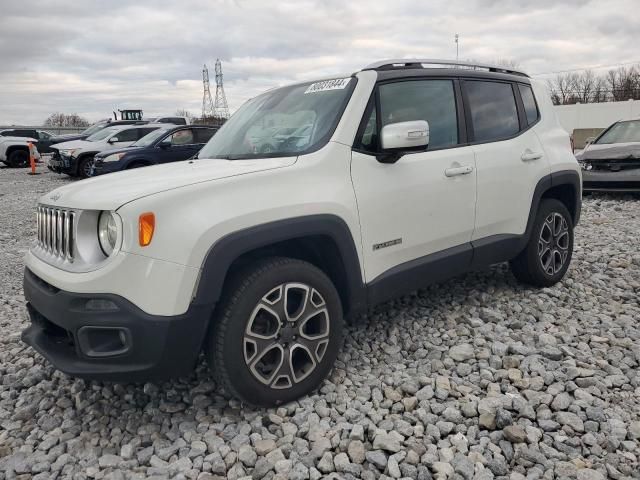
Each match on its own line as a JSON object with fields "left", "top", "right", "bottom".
{"left": 1, "top": 0, "right": 638, "bottom": 125}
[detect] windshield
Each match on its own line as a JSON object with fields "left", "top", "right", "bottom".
{"left": 133, "top": 128, "right": 170, "bottom": 147}
{"left": 596, "top": 120, "right": 640, "bottom": 144}
{"left": 81, "top": 123, "right": 107, "bottom": 136}
{"left": 86, "top": 126, "right": 120, "bottom": 142}
{"left": 198, "top": 77, "right": 355, "bottom": 160}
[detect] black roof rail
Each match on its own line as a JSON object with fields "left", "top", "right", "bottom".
{"left": 363, "top": 58, "right": 529, "bottom": 78}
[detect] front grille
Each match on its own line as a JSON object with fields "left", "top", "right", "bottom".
{"left": 36, "top": 206, "right": 75, "bottom": 261}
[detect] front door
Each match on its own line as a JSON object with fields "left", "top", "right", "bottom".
{"left": 156, "top": 128, "right": 202, "bottom": 164}
{"left": 351, "top": 79, "right": 477, "bottom": 285}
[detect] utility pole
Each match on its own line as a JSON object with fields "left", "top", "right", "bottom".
{"left": 455, "top": 34, "right": 459, "bottom": 61}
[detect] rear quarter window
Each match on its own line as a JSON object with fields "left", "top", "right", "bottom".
{"left": 518, "top": 84, "right": 540, "bottom": 126}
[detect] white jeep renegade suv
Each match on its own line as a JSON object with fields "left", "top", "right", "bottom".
{"left": 22, "top": 59, "right": 581, "bottom": 406}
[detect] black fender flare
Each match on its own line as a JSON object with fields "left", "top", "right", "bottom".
{"left": 192, "top": 214, "right": 367, "bottom": 316}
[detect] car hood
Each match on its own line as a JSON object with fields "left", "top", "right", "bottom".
{"left": 50, "top": 139, "right": 94, "bottom": 150}
{"left": 95, "top": 146, "right": 142, "bottom": 158}
{"left": 578, "top": 142, "right": 640, "bottom": 161}
{"left": 39, "top": 156, "right": 297, "bottom": 210}
{"left": 51, "top": 134, "right": 87, "bottom": 143}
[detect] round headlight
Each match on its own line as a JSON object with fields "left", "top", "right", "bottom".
{"left": 98, "top": 211, "right": 118, "bottom": 256}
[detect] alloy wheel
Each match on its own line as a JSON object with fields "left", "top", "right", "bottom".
{"left": 538, "top": 212, "right": 569, "bottom": 275}
{"left": 243, "top": 282, "right": 330, "bottom": 390}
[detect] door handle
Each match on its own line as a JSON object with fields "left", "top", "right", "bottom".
{"left": 444, "top": 165, "right": 474, "bottom": 177}
{"left": 521, "top": 150, "right": 543, "bottom": 162}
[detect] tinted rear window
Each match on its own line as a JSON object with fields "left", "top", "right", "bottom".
{"left": 195, "top": 129, "right": 216, "bottom": 143}
{"left": 466, "top": 81, "right": 519, "bottom": 142}
{"left": 518, "top": 84, "right": 539, "bottom": 125}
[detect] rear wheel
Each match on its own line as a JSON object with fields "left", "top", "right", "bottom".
{"left": 510, "top": 198, "right": 574, "bottom": 287}
{"left": 77, "top": 155, "right": 95, "bottom": 178}
{"left": 206, "top": 257, "right": 343, "bottom": 406}
{"left": 7, "top": 149, "right": 29, "bottom": 168}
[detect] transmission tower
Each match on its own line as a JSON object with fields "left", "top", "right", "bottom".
{"left": 213, "top": 59, "right": 230, "bottom": 120}
{"left": 202, "top": 64, "right": 215, "bottom": 119}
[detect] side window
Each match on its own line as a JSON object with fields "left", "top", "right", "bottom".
{"left": 170, "top": 129, "right": 195, "bottom": 145}
{"left": 355, "top": 105, "right": 378, "bottom": 153}
{"left": 170, "top": 117, "right": 187, "bottom": 125}
{"left": 518, "top": 84, "right": 539, "bottom": 126}
{"left": 0, "top": 130, "right": 14, "bottom": 136}
{"left": 194, "top": 128, "right": 215, "bottom": 143}
{"left": 465, "top": 81, "right": 519, "bottom": 142}
{"left": 379, "top": 80, "right": 459, "bottom": 149}
{"left": 137, "top": 128, "right": 157, "bottom": 139}
{"left": 38, "top": 131, "right": 51, "bottom": 140}
{"left": 114, "top": 128, "right": 139, "bottom": 142}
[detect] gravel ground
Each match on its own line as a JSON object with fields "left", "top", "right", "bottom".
{"left": 1, "top": 166, "right": 639, "bottom": 480}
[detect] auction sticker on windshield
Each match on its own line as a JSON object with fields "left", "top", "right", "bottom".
{"left": 304, "top": 78, "right": 351, "bottom": 94}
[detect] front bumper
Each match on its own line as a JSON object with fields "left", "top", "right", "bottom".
{"left": 582, "top": 169, "right": 640, "bottom": 192}
{"left": 91, "top": 159, "right": 122, "bottom": 176}
{"left": 22, "top": 268, "right": 213, "bottom": 381}
{"left": 48, "top": 152, "right": 74, "bottom": 174}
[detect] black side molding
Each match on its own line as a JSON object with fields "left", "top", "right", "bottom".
{"left": 193, "top": 215, "right": 367, "bottom": 315}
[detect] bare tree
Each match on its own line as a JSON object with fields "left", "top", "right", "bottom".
{"left": 43, "top": 112, "right": 90, "bottom": 128}
{"left": 607, "top": 66, "right": 640, "bottom": 101}
{"left": 174, "top": 109, "right": 195, "bottom": 120}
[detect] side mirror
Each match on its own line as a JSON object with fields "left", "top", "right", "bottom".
{"left": 108, "top": 137, "right": 119, "bottom": 143}
{"left": 159, "top": 139, "right": 172, "bottom": 149}
{"left": 378, "top": 120, "right": 429, "bottom": 163}
{"left": 584, "top": 136, "right": 595, "bottom": 146}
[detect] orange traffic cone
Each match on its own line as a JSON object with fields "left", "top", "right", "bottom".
{"left": 27, "top": 142, "right": 38, "bottom": 175}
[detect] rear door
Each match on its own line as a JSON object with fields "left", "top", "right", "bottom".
{"left": 463, "top": 79, "right": 550, "bottom": 242}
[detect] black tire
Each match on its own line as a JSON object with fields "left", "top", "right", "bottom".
{"left": 7, "top": 149, "right": 29, "bottom": 168}
{"left": 77, "top": 155, "right": 95, "bottom": 178}
{"left": 206, "top": 257, "right": 343, "bottom": 407}
{"left": 510, "top": 198, "right": 574, "bottom": 287}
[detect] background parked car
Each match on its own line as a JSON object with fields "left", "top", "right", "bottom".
{"left": 577, "top": 119, "right": 640, "bottom": 192}
{"left": 0, "top": 128, "right": 56, "bottom": 154}
{"left": 0, "top": 136, "right": 41, "bottom": 167}
{"left": 91, "top": 125, "right": 217, "bottom": 176}
{"left": 49, "top": 124, "right": 164, "bottom": 178}
{"left": 145, "top": 116, "right": 190, "bottom": 125}
{"left": 48, "top": 119, "right": 149, "bottom": 144}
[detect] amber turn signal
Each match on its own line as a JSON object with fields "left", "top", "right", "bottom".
{"left": 138, "top": 212, "right": 155, "bottom": 246}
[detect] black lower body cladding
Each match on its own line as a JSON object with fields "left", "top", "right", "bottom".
{"left": 21, "top": 268, "right": 213, "bottom": 382}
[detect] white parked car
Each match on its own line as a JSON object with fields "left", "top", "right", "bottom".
{"left": 0, "top": 135, "right": 41, "bottom": 167}
{"left": 48, "top": 124, "right": 165, "bottom": 178}
{"left": 22, "top": 59, "right": 581, "bottom": 406}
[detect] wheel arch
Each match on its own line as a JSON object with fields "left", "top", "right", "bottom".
{"left": 74, "top": 151, "right": 98, "bottom": 175}
{"left": 192, "top": 215, "right": 367, "bottom": 318}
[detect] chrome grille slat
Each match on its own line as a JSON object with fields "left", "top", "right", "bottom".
{"left": 36, "top": 205, "right": 75, "bottom": 262}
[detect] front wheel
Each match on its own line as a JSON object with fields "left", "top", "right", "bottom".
{"left": 77, "top": 155, "right": 95, "bottom": 178}
{"left": 206, "top": 257, "right": 343, "bottom": 406}
{"left": 510, "top": 198, "right": 574, "bottom": 287}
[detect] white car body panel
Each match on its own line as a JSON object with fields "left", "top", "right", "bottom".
{"left": 352, "top": 146, "right": 477, "bottom": 281}
{"left": 0, "top": 136, "right": 41, "bottom": 162}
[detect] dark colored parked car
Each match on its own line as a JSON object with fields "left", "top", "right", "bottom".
{"left": 91, "top": 125, "right": 217, "bottom": 176}
{"left": 0, "top": 128, "right": 57, "bottom": 153}
{"left": 577, "top": 119, "right": 640, "bottom": 192}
